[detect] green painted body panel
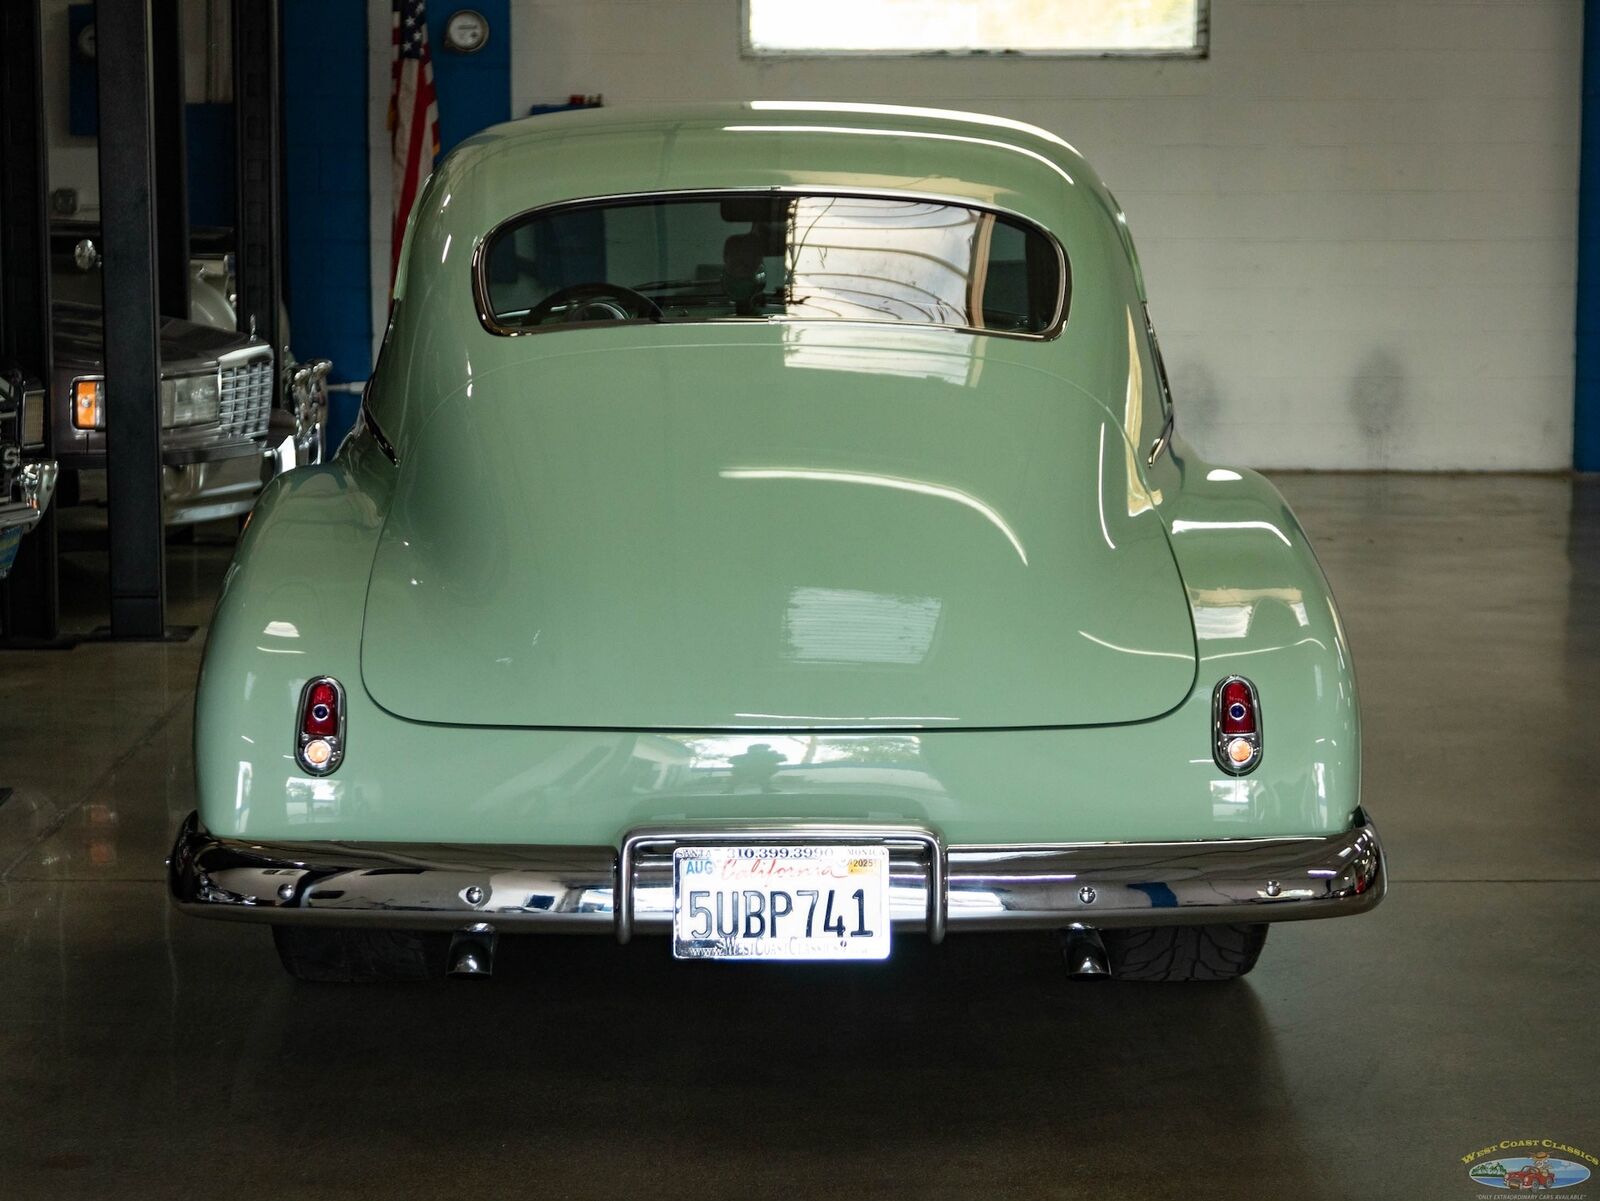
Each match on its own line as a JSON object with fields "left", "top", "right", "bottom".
{"left": 362, "top": 337, "right": 1195, "bottom": 728}
{"left": 193, "top": 104, "right": 1360, "bottom": 847}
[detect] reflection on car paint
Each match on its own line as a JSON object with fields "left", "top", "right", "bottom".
{"left": 783, "top": 587, "right": 943, "bottom": 666}
{"left": 720, "top": 467, "right": 1029, "bottom": 564}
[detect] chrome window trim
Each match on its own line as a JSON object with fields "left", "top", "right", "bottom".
{"left": 361, "top": 396, "right": 399, "bottom": 465}
{"left": 1212, "top": 674, "right": 1263, "bottom": 776}
{"left": 1146, "top": 410, "right": 1174, "bottom": 467}
{"left": 1142, "top": 302, "right": 1175, "bottom": 467}
{"left": 360, "top": 303, "right": 402, "bottom": 465}
{"left": 471, "top": 186, "right": 1071, "bottom": 343}
{"left": 294, "top": 675, "right": 347, "bottom": 776}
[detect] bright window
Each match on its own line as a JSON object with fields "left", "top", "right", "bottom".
{"left": 745, "top": 0, "right": 1207, "bottom": 57}
{"left": 480, "top": 193, "right": 1066, "bottom": 339}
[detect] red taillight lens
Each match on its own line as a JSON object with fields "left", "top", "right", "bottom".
{"left": 296, "top": 677, "right": 344, "bottom": 775}
{"left": 1213, "top": 676, "right": 1262, "bottom": 775}
{"left": 303, "top": 680, "right": 338, "bottom": 736}
{"left": 1219, "top": 678, "right": 1256, "bottom": 734}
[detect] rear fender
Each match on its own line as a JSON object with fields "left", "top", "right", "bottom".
{"left": 193, "top": 436, "right": 392, "bottom": 835}
{"left": 1151, "top": 437, "right": 1361, "bottom": 829}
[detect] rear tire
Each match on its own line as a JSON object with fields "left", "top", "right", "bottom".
{"left": 1100, "top": 923, "right": 1268, "bottom": 982}
{"left": 271, "top": 926, "right": 446, "bottom": 983}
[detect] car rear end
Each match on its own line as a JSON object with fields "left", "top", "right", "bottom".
{"left": 170, "top": 103, "right": 1385, "bottom": 982}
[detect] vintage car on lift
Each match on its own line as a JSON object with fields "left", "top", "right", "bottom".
{"left": 170, "top": 102, "right": 1384, "bottom": 982}
{"left": 1, "top": 370, "right": 59, "bottom": 581}
{"left": 49, "top": 223, "right": 329, "bottom": 525}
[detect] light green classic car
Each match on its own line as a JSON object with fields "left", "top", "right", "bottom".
{"left": 169, "top": 102, "right": 1384, "bottom": 983}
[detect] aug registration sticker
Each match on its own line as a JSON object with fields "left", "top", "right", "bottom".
{"left": 672, "top": 844, "right": 891, "bottom": 961}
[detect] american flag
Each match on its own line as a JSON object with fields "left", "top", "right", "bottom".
{"left": 389, "top": 0, "right": 440, "bottom": 285}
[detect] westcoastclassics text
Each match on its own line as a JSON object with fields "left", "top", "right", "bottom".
{"left": 1462, "top": 1140, "right": 1598, "bottom": 1167}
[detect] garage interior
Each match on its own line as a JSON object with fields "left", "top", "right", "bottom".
{"left": 1, "top": 2, "right": 1596, "bottom": 1198}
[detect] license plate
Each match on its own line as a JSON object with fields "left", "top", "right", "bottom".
{"left": 672, "top": 844, "right": 891, "bottom": 960}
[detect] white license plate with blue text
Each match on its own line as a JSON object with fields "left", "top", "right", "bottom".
{"left": 672, "top": 845, "right": 891, "bottom": 960}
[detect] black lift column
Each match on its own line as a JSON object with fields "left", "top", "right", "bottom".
{"left": 96, "top": 0, "right": 167, "bottom": 638}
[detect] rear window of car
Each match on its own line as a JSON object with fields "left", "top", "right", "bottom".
{"left": 478, "top": 192, "right": 1067, "bottom": 338}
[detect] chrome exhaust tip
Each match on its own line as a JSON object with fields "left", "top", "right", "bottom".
{"left": 448, "top": 923, "right": 497, "bottom": 978}
{"left": 1060, "top": 924, "right": 1110, "bottom": 979}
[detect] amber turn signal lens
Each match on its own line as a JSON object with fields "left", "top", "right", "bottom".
{"left": 1227, "top": 737, "right": 1255, "bottom": 766}
{"left": 302, "top": 738, "right": 333, "bottom": 768}
{"left": 72, "top": 379, "right": 103, "bottom": 430}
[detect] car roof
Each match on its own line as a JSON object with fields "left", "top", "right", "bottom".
{"left": 465, "top": 101, "right": 1090, "bottom": 169}
{"left": 378, "top": 102, "right": 1154, "bottom": 456}
{"left": 434, "top": 101, "right": 1121, "bottom": 238}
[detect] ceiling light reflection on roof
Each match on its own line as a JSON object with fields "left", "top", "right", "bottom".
{"left": 746, "top": 101, "right": 1083, "bottom": 157}
{"left": 721, "top": 125, "right": 1075, "bottom": 185}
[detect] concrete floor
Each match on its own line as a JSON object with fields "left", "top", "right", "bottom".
{"left": 1, "top": 474, "right": 1596, "bottom": 1200}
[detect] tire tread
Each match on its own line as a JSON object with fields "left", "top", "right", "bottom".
{"left": 1100, "top": 923, "right": 1268, "bottom": 982}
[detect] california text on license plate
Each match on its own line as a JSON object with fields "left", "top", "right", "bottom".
{"left": 672, "top": 845, "right": 891, "bottom": 961}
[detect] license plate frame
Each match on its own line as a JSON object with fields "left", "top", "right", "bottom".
{"left": 671, "top": 844, "right": 891, "bottom": 961}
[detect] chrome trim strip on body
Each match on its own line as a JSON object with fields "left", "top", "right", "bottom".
{"left": 168, "top": 808, "right": 1383, "bottom": 934}
{"left": 161, "top": 442, "right": 266, "bottom": 466}
{"left": 361, "top": 397, "right": 399, "bottom": 464}
{"left": 469, "top": 186, "right": 1072, "bottom": 343}
{"left": 1146, "top": 411, "right": 1174, "bottom": 467}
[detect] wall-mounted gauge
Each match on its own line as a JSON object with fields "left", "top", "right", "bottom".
{"left": 443, "top": 9, "right": 490, "bottom": 54}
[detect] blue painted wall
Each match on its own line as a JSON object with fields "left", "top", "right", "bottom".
{"left": 282, "top": 0, "right": 373, "bottom": 386}
{"left": 429, "top": 1, "right": 512, "bottom": 156}
{"left": 1579, "top": 0, "right": 1600, "bottom": 470}
{"left": 279, "top": 0, "right": 509, "bottom": 425}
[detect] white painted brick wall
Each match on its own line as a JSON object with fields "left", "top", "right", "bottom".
{"left": 372, "top": 0, "right": 1583, "bottom": 469}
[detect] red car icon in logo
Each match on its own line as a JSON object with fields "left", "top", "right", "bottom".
{"left": 1505, "top": 1159, "right": 1557, "bottom": 1190}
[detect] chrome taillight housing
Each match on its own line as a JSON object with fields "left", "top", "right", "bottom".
{"left": 295, "top": 676, "right": 345, "bottom": 775}
{"left": 1213, "top": 676, "right": 1262, "bottom": 775}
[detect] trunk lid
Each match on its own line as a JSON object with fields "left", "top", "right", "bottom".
{"left": 360, "top": 338, "right": 1195, "bottom": 729}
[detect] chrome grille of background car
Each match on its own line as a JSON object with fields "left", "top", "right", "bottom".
{"left": 219, "top": 356, "right": 274, "bottom": 439}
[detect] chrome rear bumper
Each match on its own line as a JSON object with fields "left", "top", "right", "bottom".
{"left": 169, "top": 810, "right": 1384, "bottom": 938}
